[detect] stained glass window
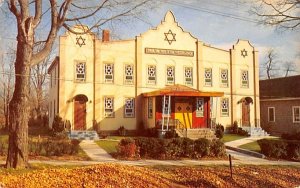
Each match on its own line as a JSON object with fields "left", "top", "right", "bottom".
{"left": 148, "top": 65, "right": 156, "bottom": 84}
{"left": 241, "top": 70, "right": 248, "bottom": 88}
{"left": 205, "top": 68, "right": 212, "bottom": 86}
{"left": 124, "top": 64, "right": 134, "bottom": 84}
{"left": 184, "top": 67, "right": 193, "bottom": 85}
{"left": 104, "top": 63, "right": 114, "bottom": 83}
{"left": 220, "top": 69, "right": 228, "bottom": 87}
{"left": 76, "top": 62, "right": 85, "bottom": 81}
{"left": 104, "top": 97, "right": 114, "bottom": 117}
{"left": 221, "top": 98, "right": 229, "bottom": 116}
{"left": 124, "top": 98, "right": 135, "bottom": 118}
{"left": 196, "top": 98, "right": 204, "bottom": 117}
{"left": 166, "top": 66, "right": 175, "bottom": 85}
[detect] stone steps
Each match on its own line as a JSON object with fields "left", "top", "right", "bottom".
{"left": 176, "top": 128, "right": 217, "bottom": 140}
{"left": 241, "top": 127, "right": 270, "bottom": 136}
{"left": 68, "top": 130, "right": 99, "bottom": 140}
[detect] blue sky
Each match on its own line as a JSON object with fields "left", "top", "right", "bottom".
{"left": 0, "top": 0, "right": 299, "bottom": 79}
{"left": 118, "top": 1, "right": 300, "bottom": 78}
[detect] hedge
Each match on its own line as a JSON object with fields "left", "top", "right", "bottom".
{"left": 0, "top": 138, "right": 80, "bottom": 157}
{"left": 257, "top": 139, "right": 300, "bottom": 160}
{"left": 116, "top": 137, "right": 226, "bottom": 159}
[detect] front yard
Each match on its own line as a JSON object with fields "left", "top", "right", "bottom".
{"left": 0, "top": 164, "right": 299, "bottom": 188}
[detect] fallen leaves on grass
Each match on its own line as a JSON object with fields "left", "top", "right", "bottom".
{"left": 0, "top": 164, "right": 299, "bottom": 188}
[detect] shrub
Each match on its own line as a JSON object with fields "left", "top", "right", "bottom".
{"left": 194, "top": 138, "right": 211, "bottom": 158}
{"left": 258, "top": 139, "right": 288, "bottom": 158}
{"left": 215, "top": 124, "right": 224, "bottom": 139}
{"left": 232, "top": 121, "right": 239, "bottom": 134}
{"left": 165, "top": 129, "right": 178, "bottom": 139}
{"left": 134, "top": 137, "right": 164, "bottom": 158}
{"left": 29, "top": 138, "right": 80, "bottom": 156}
{"left": 116, "top": 138, "right": 139, "bottom": 158}
{"left": 118, "top": 126, "right": 126, "bottom": 136}
{"left": 281, "top": 132, "right": 300, "bottom": 141}
{"left": 145, "top": 128, "right": 158, "bottom": 137}
{"left": 164, "top": 137, "right": 194, "bottom": 158}
{"left": 210, "top": 139, "right": 226, "bottom": 157}
{"left": 238, "top": 128, "right": 249, "bottom": 136}
{"left": 287, "top": 141, "right": 300, "bottom": 160}
{"left": 52, "top": 115, "right": 65, "bottom": 134}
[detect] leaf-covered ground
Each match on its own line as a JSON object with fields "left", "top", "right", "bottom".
{"left": 0, "top": 164, "right": 299, "bottom": 188}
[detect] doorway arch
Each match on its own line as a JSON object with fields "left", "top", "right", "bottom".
{"left": 74, "top": 94, "right": 88, "bottom": 130}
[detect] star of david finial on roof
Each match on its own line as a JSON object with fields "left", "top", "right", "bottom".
{"left": 164, "top": 29, "right": 176, "bottom": 45}
{"left": 76, "top": 36, "right": 86, "bottom": 47}
{"left": 241, "top": 49, "right": 248, "bottom": 58}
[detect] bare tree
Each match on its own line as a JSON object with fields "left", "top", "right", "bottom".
{"left": 30, "top": 52, "right": 50, "bottom": 121}
{"left": 0, "top": 51, "right": 14, "bottom": 131}
{"left": 6, "top": 0, "right": 155, "bottom": 168}
{"left": 262, "top": 48, "right": 278, "bottom": 79}
{"left": 251, "top": 0, "right": 300, "bottom": 30}
{"left": 282, "top": 61, "right": 297, "bottom": 77}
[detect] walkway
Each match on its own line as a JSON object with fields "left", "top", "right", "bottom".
{"left": 79, "top": 140, "right": 117, "bottom": 162}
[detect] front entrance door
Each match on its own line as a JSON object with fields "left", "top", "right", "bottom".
{"left": 74, "top": 95, "right": 87, "bottom": 130}
{"left": 242, "top": 102, "right": 250, "bottom": 126}
{"left": 175, "top": 102, "right": 192, "bottom": 129}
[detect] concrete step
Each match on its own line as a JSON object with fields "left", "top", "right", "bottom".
{"left": 176, "top": 128, "right": 217, "bottom": 140}
{"left": 68, "top": 130, "right": 99, "bottom": 140}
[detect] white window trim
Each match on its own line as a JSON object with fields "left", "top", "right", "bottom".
{"left": 166, "top": 66, "right": 175, "bottom": 85}
{"left": 220, "top": 69, "right": 228, "bottom": 87}
{"left": 124, "top": 64, "right": 134, "bottom": 85}
{"left": 292, "top": 106, "right": 300, "bottom": 123}
{"left": 221, "top": 98, "right": 229, "bottom": 117}
{"left": 104, "top": 96, "right": 114, "bottom": 118}
{"left": 241, "top": 70, "right": 249, "bottom": 88}
{"left": 75, "top": 61, "right": 86, "bottom": 82}
{"left": 268, "top": 107, "right": 275, "bottom": 122}
{"left": 204, "top": 68, "right": 212, "bottom": 87}
{"left": 147, "top": 65, "right": 156, "bottom": 85}
{"left": 184, "top": 66, "right": 193, "bottom": 86}
{"left": 124, "top": 98, "right": 135, "bottom": 118}
{"left": 104, "top": 63, "right": 114, "bottom": 84}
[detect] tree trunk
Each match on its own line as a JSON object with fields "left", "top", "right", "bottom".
{"left": 6, "top": 38, "right": 32, "bottom": 168}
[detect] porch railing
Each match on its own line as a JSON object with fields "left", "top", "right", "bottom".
{"left": 157, "top": 119, "right": 187, "bottom": 137}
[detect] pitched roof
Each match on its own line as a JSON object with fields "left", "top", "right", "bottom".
{"left": 259, "top": 75, "right": 300, "bottom": 99}
{"left": 142, "top": 84, "right": 224, "bottom": 97}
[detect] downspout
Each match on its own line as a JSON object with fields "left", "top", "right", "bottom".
{"left": 196, "top": 40, "right": 199, "bottom": 90}
{"left": 57, "top": 59, "right": 60, "bottom": 122}
{"left": 93, "top": 38, "right": 96, "bottom": 130}
{"left": 135, "top": 37, "right": 138, "bottom": 129}
{"left": 230, "top": 49, "right": 234, "bottom": 126}
{"left": 253, "top": 50, "right": 257, "bottom": 127}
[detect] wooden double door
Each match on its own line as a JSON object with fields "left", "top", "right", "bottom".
{"left": 175, "top": 102, "right": 192, "bottom": 129}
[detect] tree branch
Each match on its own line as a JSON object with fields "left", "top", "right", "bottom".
{"left": 31, "top": 0, "right": 60, "bottom": 66}
{"left": 65, "top": 0, "right": 109, "bottom": 22}
{"left": 32, "top": 0, "right": 42, "bottom": 28}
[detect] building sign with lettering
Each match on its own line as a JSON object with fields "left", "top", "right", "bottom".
{"left": 145, "top": 48, "right": 194, "bottom": 57}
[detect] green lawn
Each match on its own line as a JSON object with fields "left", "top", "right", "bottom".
{"left": 238, "top": 137, "right": 280, "bottom": 152}
{"left": 95, "top": 140, "right": 119, "bottom": 154}
{"left": 221, "top": 134, "right": 247, "bottom": 143}
{"left": 239, "top": 141, "right": 261, "bottom": 152}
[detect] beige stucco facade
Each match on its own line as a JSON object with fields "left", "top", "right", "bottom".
{"left": 48, "top": 11, "right": 260, "bottom": 132}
